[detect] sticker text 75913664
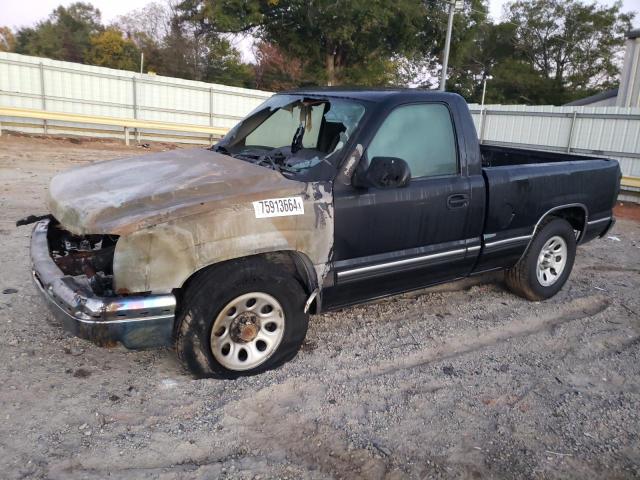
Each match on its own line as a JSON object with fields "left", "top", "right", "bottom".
{"left": 253, "top": 196, "right": 305, "bottom": 218}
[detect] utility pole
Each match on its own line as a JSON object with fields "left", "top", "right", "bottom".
{"left": 140, "top": 52, "right": 144, "bottom": 74}
{"left": 480, "top": 76, "right": 490, "bottom": 107}
{"left": 440, "top": 1, "right": 463, "bottom": 91}
{"left": 478, "top": 75, "right": 492, "bottom": 142}
{"left": 439, "top": 1, "right": 455, "bottom": 91}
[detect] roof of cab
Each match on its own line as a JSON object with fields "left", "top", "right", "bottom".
{"left": 278, "top": 87, "right": 462, "bottom": 103}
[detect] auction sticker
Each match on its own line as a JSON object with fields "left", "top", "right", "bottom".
{"left": 253, "top": 196, "right": 305, "bottom": 218}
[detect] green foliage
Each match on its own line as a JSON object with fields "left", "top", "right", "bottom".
{"left": 178, "top": 0, "right": 427, "bottom": 86}
{"left": 439, "top": 0, "right": 633, "bottom": 105}
{"left": 156, "top": 16, "right": 256, "bottom": 87}
{"left": 15, "top": 3, "right": 102, "bottom": 63}
{"left": 504, "top": 0, "right": 633, "bottom": 104}
{"left": 204, "top": 36, "right": 255, "bottom": 88}
{"left": 86, "top": 28, "right": 140, "bottom": 71}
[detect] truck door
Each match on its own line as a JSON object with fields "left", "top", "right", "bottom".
{"left": 326, "top": 102, "right": 479, "bottom": 307}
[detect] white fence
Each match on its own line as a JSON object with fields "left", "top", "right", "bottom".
{"left": 0, "top": 52, "right": 271, "bottom": 142}
{"left": 469, "top": 104, "right": 640, "bottom": 185}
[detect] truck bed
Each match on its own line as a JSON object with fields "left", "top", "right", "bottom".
{"left": 474, "top": 144, "right": 620, "bottom": 273}
{"left": 481, "top": 144, "right": 601, "bottom": 167}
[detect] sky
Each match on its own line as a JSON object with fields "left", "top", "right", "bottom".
{"left": 2, "top": 0, "right": 640, "bottom": 28}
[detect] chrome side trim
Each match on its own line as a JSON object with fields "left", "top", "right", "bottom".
{"left": 587, "top": 216, "right": 611, "bottom": 226}
{"left": 303, "top": 288, "right": 319, "bottom": 313}
{"left": 484, "top": 234, "right": 532, "bottom": 248}
{"left": 599, "top": 217, "right": 616, "bottom": 237}
{"left": 467, "top": 245, "right": 481, "bottom": 252}
{"left": 337, "top": 248, "right": 466, "bottom": 279}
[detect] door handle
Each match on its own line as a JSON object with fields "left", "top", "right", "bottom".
{"left": 447, "top": 193, "right": 469, "bottom": 209}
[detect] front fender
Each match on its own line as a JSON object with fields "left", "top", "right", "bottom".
{"left": 113, "top": 182, "right": 334, "bottom": 294}
{"left": 113, "top": 223, "right": 197, "bottom": 293}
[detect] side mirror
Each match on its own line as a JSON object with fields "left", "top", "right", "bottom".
{"left": 354, "top": 156, "right": 411, "bottom": 189}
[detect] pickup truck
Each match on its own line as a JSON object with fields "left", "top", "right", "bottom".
{"left": 27, "top": 89, "right": 620, "bottom": 378}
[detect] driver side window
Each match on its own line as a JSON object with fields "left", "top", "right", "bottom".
{"left": 367, "top": 103, "right": 458, "bottom": 178}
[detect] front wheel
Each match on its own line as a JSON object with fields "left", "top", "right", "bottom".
{"left": 175, "top": 258, "right": 309, "bottom": 378}
{"left": 505, "top": 217, "right": 577, "bottom": 301}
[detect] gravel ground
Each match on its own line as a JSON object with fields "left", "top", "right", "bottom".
{"left": 1, "top": 133, "right": 639, "bottom": 480}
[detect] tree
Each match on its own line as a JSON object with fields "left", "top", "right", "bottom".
{"left": 114, "top": 2, "right": 254, "bottom": 86}
{"left": 114, "top": 2, "right": 171, "bottom": 74}
{"left": 488, "top": 59, "right": 562, "bottom": 104}
{"left": 429, "top": 0, "right": 492, "bottom": 98}
{"left": 86, "top": 28, "right": 140, "bottom": 71}
{"left": 160, "top": 15, "right": 198, "bottom": 79}
{"left": 0, "top": 27, "right": 16, "bottom": 52}
{"left": 253, "top": 41, "right": 304, "bottom": 90}
{"left": 203, "top": 36, "right": 255, "bottom": 87}
{"left": 15, "top": 3, "right": 103, "bottom": 63}
{"left": 115, "top": 2, "right": 171, "bottom": 45}
{"left": 177, "top": 0, "right": 427, "bottom": 86}
{"left": 506, "top": 0, "right": 633, "bottom": 102}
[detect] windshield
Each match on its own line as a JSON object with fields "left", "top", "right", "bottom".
{"left": 214, "top": 95, "right": 366, "bottom": 175}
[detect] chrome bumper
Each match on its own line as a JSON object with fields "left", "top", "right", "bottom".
{"left": 30, "top": 220, "right": 176, "bottom": 349}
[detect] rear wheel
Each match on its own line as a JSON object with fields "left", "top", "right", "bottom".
{"left": 175, "top": 257, "right": 309, "bottom": 378}
{"left": 505, "top": 217, "right": 577, "bottom": 301}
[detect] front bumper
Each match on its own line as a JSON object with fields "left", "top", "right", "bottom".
{"left": 31, "top": 220, "right": 176, "bottom": 349}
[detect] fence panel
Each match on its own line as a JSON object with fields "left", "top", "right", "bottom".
{"left": 470, "top": 104, "right": 640, "bottom": 185}
{"left": 0, "top": 51, "right": 271, "bottom": 141}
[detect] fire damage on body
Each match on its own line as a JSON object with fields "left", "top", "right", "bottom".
{"left": 25, "top": 89, "right": 620, "bottom": 378}
{"left": 47, "top": 225, "right": 118, "bottom": 297}
{"left": 43, "top": 150, "right": 336, "bottom": 296}
{"left": 25, "top": 92, "right": 361, "bottom": 356}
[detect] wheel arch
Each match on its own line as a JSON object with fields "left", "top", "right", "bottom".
{"left": 175, "top": 250, "right": 321, "bottom": 316}
{"left": 518, "top": 203, "right": 588, "bottom": 262}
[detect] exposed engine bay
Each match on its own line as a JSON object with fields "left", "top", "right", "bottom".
{"left": 46, "top": 220, "right": 119, "bottom": 296}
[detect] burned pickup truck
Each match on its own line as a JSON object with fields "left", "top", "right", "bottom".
{"left": 27, "top": 89, "right": 620, "bottom": 378}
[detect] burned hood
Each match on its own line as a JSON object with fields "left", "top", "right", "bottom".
{"left": 48, "top": 148, "right": 304, "bottom": 235}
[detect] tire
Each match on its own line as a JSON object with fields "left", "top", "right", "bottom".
{"left": 175, "top": 257, "right": 309, "bottom": 379}
{"left": 505, "top": 217, "right": 577, "bottom": 301}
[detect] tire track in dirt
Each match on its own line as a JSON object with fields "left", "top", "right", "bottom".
{"left": 354, "top": 295, "right": 610, "bottom": 379}
{"left": 215, "top": 295, "right": 610, "bottom": 479}
{"left": 220, "top": 379, "right": 403, "bottom": 480}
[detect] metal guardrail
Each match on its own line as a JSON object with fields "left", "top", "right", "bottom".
{"left": 0, "top": 53, "right": 271, "bottom": 138}
{"left": 623, "top": 176, "right": 640, "bottom": 188}
{"left": 0, "top": 106, "right": 229, "bottom": 144}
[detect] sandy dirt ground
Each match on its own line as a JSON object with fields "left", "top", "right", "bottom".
{"left": 1, "top": 133, "right": 639, "bottom": 480}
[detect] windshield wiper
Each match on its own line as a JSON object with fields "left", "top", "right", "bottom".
{"left": 257, "top": 153, "right": 299, "bottom": 174}
{"left": 211, "top": 144, "right": 231, "bottom": 156}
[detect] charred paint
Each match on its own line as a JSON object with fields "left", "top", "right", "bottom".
{"left": 47, "top": 148, "right": 335, "bottom": 294}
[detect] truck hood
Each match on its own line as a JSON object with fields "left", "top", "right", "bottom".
{"left": 48, "top": 148, "right": 303, "bottom": 235}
